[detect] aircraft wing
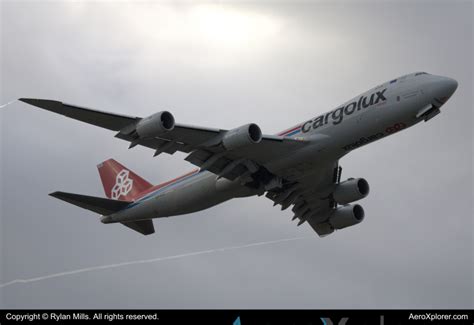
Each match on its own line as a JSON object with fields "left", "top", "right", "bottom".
{"left": 19, "top": 98, "right": 310, "bottom": 188}
{"left": 265, "top": 160, "right": 341, "bottom": 237}
{"left": 19, "top": 98, "right": 139, "bottom": 131}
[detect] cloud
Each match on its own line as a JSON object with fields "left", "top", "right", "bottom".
{"left": 1, "top": 1, "right": 472, "bottom": 308}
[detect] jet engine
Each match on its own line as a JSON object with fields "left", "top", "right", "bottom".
{"left": 329, "top": 204, "right": 365, "bottom": 230}
{"left": 135, "top": 111, "right": 175, "bottom": 138}
{"left": 222, "top": 123, "right": 262, "bottom": 150}
{"left": 333, "top": 178, "right": 369, "bottom": 204}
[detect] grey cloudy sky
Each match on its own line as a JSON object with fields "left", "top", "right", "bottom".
{"left": 1, "top": 1, "right": 472, "bottom": 308}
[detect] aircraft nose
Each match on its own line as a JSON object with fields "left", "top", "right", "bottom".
{"left": 431, "top": 76, "right": 458, "bottom": 105}
{"left": 442, "top": 77, "right": 458, "bottom": 96}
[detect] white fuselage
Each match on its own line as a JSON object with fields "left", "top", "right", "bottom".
{"left": 107, "top": 72, "right": 457, "bottom": 223}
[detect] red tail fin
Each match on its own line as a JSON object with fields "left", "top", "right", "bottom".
{"left": 97, "top": 159, "right": 153, "bottom": 201}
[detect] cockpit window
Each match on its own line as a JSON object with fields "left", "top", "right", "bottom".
{"left": 415, "top": 72, "right": 428, "bottom": 76}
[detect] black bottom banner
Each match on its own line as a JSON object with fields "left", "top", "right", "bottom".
{"left": 0, "top": 309, "right": 472, "bottom": 324}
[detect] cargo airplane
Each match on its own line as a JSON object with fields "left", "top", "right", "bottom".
{"left": 17, "top": 72, "right": 457, "bottom": 236}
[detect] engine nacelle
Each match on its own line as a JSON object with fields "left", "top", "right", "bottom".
{"left": 329, "top": 204, "right": 365, "bottom": 230}
{"left": 333, "top": 178, "right": 369, "bottom": 204}
{"left": 222, "top": 123, "right": 262, "bottom": 150}
{"left": 135, "top": 111, "right": 175, "bottom": 138}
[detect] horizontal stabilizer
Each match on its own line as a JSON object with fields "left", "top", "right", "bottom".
{"left": 50, "top": 191, "right": 131, "bottom": 215}
{"left": 121, "top": 220, "right": 155, "bottom": 235}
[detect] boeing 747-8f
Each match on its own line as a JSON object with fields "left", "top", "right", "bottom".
{"left": 18, "top": 72, "right": 457, "bottom": 236}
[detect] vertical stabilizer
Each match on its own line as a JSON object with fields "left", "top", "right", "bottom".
{"left": 97, "top": 159, "right": 153, "bottom": 201}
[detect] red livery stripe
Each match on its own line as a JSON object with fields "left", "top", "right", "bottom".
{"left": 135, "top": 168, "right": 200, "bottom": 199}
{"left": 278, "top": 125, "right": 302, "bottom": 136}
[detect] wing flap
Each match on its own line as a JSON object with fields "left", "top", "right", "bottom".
{"left": 266, "top": 160, "right": 339, "bottom": 237}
